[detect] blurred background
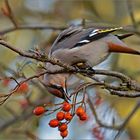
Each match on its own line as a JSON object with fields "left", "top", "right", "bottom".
{"left": 0, "top": 0, "right": 140, "bottom": 139}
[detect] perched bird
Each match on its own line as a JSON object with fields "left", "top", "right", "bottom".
{"left": 44, "top": 26, "right": 140, "bottom": 101}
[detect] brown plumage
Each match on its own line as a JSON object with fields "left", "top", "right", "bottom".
{"left": 44, "top": 26, "right": 139, "bottom": 102}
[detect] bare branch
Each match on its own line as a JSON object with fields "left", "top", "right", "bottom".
{"left": 0, "top": 40, "right": 73, "bottom": 70}
{"left": 0, "top": 59, "right": 140, "bottom": 105}
{"left": 0, "top": 25, "right": 65, "bottom": 35}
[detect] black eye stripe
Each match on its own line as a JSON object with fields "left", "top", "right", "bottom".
{"left": 51, "top": 85, "right": 64, "bottom": 91}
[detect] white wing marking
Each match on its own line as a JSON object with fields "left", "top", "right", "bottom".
{"left": 78, "top": 40, "right": 90, "bottom": 43}
{"left": 89, "top": 29, "right": 100, "bottom": 37}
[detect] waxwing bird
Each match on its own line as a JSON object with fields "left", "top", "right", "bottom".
{"left": 44, "top": 26, "right": 140, "bottom": 102}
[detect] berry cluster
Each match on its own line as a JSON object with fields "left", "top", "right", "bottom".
{"left": 49, "top": 102, "right": 72, "bottom": 138}
{"left": 76, "top": 106, "right": 88, "bottom": 121}
{"left": 33, "top": 102, "right": 88, "bottom": 139}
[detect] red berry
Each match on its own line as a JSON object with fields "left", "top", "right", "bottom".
{"left": 17, "top": 82, "right": 29, "bottom": 93}
{"left": 76, "top": 106, "right": 85, "bottom": 116}
{"left": 33, "top": 106, "right": 45, "bottom": 116}
{"left": 62, "top": 102, "right": 71, "bottom": 112}
{"left": 79, "top": 112, "right": 88, "bottom": 121}
{"left": 49, "top": 119, "right": 59, "bottom": 128}
{"left": 64, "top": 112, "right": 73, "bottom": 121}
{"left": 56, "top": 111, "right": 65, "bottom": 121}
{"left": 59, "top": 123, "right": 68, "bottom": 132}
{"left": 60, "top": 130, "right": 68, "bottom": 138}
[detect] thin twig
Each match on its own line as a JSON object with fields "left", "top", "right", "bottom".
{"left": 0, "top": 25, "right": 65, "bottom": 35}
{"left": 126, "top": 0, "right": 137, "bottom": 29}
{"left": 87, "top": 93, "right": 120, "bottom": 130}
{"left": 0, "top": 97, "right": 51, "bottom": 131}
{"left": 4, "top": 0, "right": 18, "bottom": 28}
{"left": 114, "top": 100, "right": 140, "bottom": 139}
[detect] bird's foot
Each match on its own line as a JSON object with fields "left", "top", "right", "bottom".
{"left": 86, "top": 67, "right": 95, "bottom": 74}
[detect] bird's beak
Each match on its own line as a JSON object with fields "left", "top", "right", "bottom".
{"left": 63, "top": 87, "right": 71, "bottom": 102}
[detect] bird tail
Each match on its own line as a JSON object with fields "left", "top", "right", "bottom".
{"left": 115, "top": 33, "right": 133, "bottom": 40}
{"left": 108, "top": 42, "right": 140, "bottom": 55}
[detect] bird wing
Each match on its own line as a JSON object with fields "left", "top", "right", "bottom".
{"left": 50, "top": 26, "right": 83, "bottom": 54}
{"left": 50, "top": 26, "right": 123, "bottom": 54}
